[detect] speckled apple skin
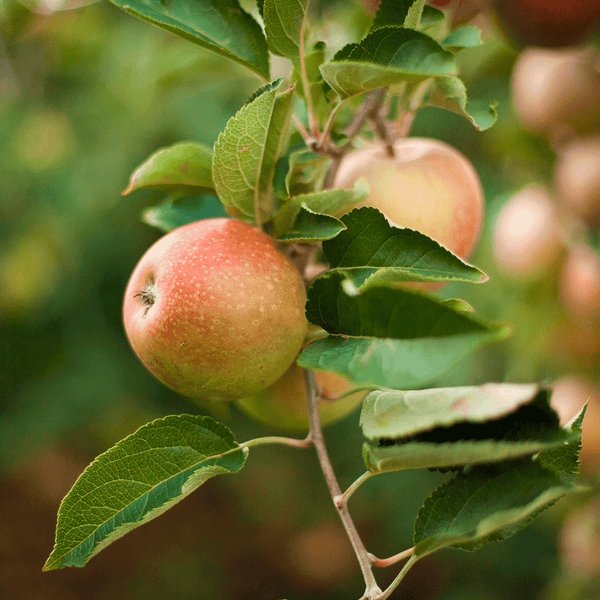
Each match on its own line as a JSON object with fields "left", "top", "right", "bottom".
{"left": 334, "top": 138, "right": 484, "bottom": 261}
{"left": 123, "top": 218, "right": 308, "bottom": 402}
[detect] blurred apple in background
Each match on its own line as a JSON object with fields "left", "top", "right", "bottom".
{"left": 334, "top": 138, "right": 484, "bottom": 261}
{"left": 492, "top": 0, "right": 600, "bottom": 48}
{"left": 559, "top": 244, "right": 600, "bottom": 321}
{"left": 493, "top": 185, "right": 563, "bottom": 281}
{"left": 554, "top": 135, "right": 600, "bottom": 227}
{"left": 560, "top": 499, "right": 600, "bottom": 579}
{"left": 510, "top": 47, "right": 600, "bottom": 142}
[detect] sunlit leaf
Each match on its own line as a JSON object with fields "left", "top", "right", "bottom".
{"left": 213, "top": 81, "right": 294, "bottom": 222}
{"left": 142, "top": 195, "right": 227, "bottom": 232}
{"left": 320, "top": 28, "right": 456, "bottom": 99}
{"left": 413, "top": 459, "right": 585, "bottom": 557}
{"left": 263, "top": 0, "right": 309, "bottom": 59}
{"left": 109, "top": 0, "right": 269, "bottom": 79}
{"left": 43, "top": 415, "right": 247, "bottom": 571}
{"left": 122, "top": 142, "right": 214, "bottom": 195}
{"left": 298, "top": 272, "right": 509, "bottom": 388}
{"left": 322, "top": 207, "right": 487, "bottom": 287}
{"left": 423, "top": 77, "right": 497, "bottom": 130}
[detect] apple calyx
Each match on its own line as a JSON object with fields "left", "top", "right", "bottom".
{"left": 133, "top": 282, "right": 157, "bottom": 317}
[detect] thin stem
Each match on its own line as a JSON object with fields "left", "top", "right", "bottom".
{"left": 299, "top": 17, "right": 320, "bottom": 138}
{"left": 242, "top": 435, "right": 313, "bottom": 450}
{"left": 207, "top": 434, "right": 313, "bottom": 464}
{"left": 292, "top": 114, "right": 314, "bottom": 145}
{"left": 367, "top": 88, "right": 395, "bottom": 156}
{"left": 336, "top": 471, "right": 374, "bottom": 508}
{"left": 305, "top": 369, "right": 382, "bottom": 599}
{"left": 376, "top": 554, "right": 419, "bottom": 600}
{"left": 323, "top": 88, "right": 388, "bottom": 188}
{"left": 395, "top": 79, "right": 433, "bottom": 139}
{"left": 369, "top": 547, "right": 415, "bottom": 568}
{"left": 317, "top": 98, "right": 349, "bottom": 150}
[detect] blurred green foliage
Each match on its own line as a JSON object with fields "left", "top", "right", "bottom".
{"left": 1, "top": 1, "right": 598, "bottom": 599}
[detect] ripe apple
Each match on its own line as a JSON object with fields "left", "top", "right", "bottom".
{"left": 492, "top": 0, "right": 600, "bottom": 48}
{"left": 236, "top": 363, "right": 367, "bottom": 432}
{"left": 554, "top": 135, "right": 600, "bottom": 227}
{"left": 123, "top": 218, "right": 308, "bottom": 402}
{"left": 511, "top": 47, "right": 600, "bottom": 139}
{"left": 559, "top": 244, "right": 600, "bottom": 321}
{"left": 492, "top": 185, "right": 563, "bottom": 281}
{"left": 333, "top": 138, "right": 484, "bottom": 261}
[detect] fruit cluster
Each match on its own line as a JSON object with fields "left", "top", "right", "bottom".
{"left": 493, "top": 36, "right": 600, "bottom": 473}
{"left": 494, "top": 45, "right": 600, "bottom": 325}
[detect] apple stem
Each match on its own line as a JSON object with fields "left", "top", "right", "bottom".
{"left": 322, "top": 87, "right": 390, "bottom": 189}
{"left": 368, "top": 547, "right": 415, "bottom": 568}
{"left": 305, "top": 369, "right": 383, "bottom": 599}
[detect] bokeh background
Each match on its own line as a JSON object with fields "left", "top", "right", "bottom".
{"left": 1, "top": 0, "right": 599, "bottom": 598}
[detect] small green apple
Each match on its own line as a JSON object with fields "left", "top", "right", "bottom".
{"left": 236, "top": 363, "right": 366, "bottom": 432}
{"left": 123, "top": 218, "right": 308, "bottom": 402}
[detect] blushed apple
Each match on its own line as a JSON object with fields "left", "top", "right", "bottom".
{"left": 333, "top": 138, "right": 484, "bottom": 261}
{"left": 236, "top": 363, "right": 366, "bottom": 432}
{"left": 554, "top": 135, "right": 600, "bottom": 227}
{"left": 559, "top": 244, "right": 600, "bottom": 321}
{"left": 492, "top": 185, "right": 563, "bottom": 281}
{"left": 511, "top": 47, "right": 600, "bottom": 139}
{"left": 123, "top": 218, "right": 308, "bottom": 402}
{"left": 492, "top": 0, "right": 600, "bottom": 48}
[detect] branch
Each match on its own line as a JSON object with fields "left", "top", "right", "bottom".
{"left": 368, "top": 547, "right": 414, "bottom": 568}
{"left": 322, "top": 88, "right": 388, "bottom": 188}
{"left": 305, "top": 369, "right": 382, "bottom": 599}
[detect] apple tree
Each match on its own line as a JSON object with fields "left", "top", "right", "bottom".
{"left": 40, "top": 1, "right": 595, "bottom": 599}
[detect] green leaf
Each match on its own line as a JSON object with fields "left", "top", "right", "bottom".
{"left": 320, "top": 28, "right": 456, "bottom": 99}
{"left": 274, "top": 188, "right": 361, "bottom": 237}
{"left": 263, "top": 0, "right": 309, "bottom": 59}
{"left": 322, "top": 207, "right": 488, "bottom": 288}
{"left": 419, "top": 5, "right": 445, "bottom": 30}
{"left": 362, "top": 437, "right": 574, "bottom": 473}
{"left": 423, "top": 77, "right": 497, "bottom": 130}
{"left": 43, "top": 415, "right": 247, "bottom": 571}
{"left": 360, "top": 385, "right": 576, "bottom": 472}
{"left": 361, "top": 384, "right": 558, "bottom": 440}
{"left": 122, "top": 142, "right": 215, "bottom": 195}
{"left": 538, "top": 403, "right": 586, "bottom": 478}
{"left": 108, "top": 0, "right": 269, "bottom": 80}
{"left": 284, "top": 148, "right": 330, "bottom": 197}
{"left": 441, "top": 298, "right": 474, "bottom": 312}
{"left": 442, "top": 25, "right": 483, "bottom": 50}
{"left": 403, "top": 0, "right": 426, "bottom": 29}
{"left": 244, "top": 78, "right": 284, "bottom": 106}
{"left": 413, "top": 459, "right": 584, "bottom": 557}
{"left": 277, "top": 206, "right": 346, "bottom": 243}
{"left": 142, "top": 195, "right": 228, "bottom": 232}
{"left": 371, "top": 0, "right": 414, "bottom": 30}
{"left": 298, "top": 271, "right": 509, "bottom": 389}
{"left": 291, "top": 41, "right": 329, "bottom": 119}
{"left": 213, "top": 81, "right": 294, "bottom": 222}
